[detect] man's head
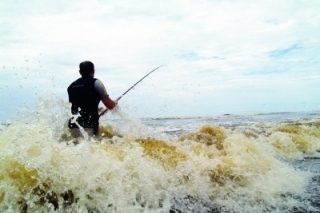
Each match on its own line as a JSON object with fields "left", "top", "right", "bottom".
{"left": 79, "top": 61, "right": 95, "bottom": 76}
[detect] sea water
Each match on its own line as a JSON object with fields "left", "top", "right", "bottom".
{"left": 0, "top": 97, "right": 320, "bottom": 213}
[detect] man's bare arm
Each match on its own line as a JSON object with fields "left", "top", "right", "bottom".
{"left": 101, "top": 96, "right": 117, "bottom": 110}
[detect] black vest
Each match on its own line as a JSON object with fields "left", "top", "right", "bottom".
{"left": 67, "top": 76, "right": 101, "bottom": 129}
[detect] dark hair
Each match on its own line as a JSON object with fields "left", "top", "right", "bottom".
{"left": 79, "top": 61, "right": 94, "bottom": 76}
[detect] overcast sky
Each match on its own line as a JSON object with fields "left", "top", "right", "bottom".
{"left": 0, "top": 0, "right": 319, "bottom": 121}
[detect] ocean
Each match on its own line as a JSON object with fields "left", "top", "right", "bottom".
{"left": 0, "top": 98, "right": 320, "bottom": 213}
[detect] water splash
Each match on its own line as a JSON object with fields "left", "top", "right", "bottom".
{"left": 0, "top": 96, "right": 319, "bottom": 212}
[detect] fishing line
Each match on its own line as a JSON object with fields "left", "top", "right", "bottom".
{"left": 99, "top": 65, "right": 165, "bottom": 117}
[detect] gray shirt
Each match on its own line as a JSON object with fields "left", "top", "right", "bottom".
{"left": 94, "top": 79, "right": 109, "bottom": 99}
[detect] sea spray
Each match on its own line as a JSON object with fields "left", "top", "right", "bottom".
{"left": 0, "top": 96, "right": 319, "bottom": 212}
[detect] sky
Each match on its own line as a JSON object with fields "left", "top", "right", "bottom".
{"left": 0, "top": 0, "right": 320, "bottom": 121}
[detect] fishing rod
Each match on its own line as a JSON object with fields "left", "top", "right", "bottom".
{"left": 99, "top": 65, "right": 165, "bottom": 117}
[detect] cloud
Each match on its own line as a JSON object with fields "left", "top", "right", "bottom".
{"left": 0, "top": 0, "right": 320, "bottom": 119}
{"left": 269, "top": 43, "right": 301, "bottom": 58}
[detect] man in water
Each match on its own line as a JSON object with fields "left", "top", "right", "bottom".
{"left": 67, "top": 61, "right": 117, "bottom": 137}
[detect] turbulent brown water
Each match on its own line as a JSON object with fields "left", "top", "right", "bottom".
{"left": 0, "top": 98, "right": 320, "bottom": 213}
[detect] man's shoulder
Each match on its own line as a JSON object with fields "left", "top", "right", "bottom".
{"left": 72, "top": 77, "right": 83, "bottom": 83}
{"left": 68, "top": 78, "right": 81, "bottom": 87}
{"left": 94, "top": 79, "right": 105, "bottom": 87}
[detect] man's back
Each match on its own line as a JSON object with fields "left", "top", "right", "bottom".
{"left": 68, "top": 76, "right": 100, "bottom": 129}
{"left": 67, "top": 61, "right": 117, "bottom": 137}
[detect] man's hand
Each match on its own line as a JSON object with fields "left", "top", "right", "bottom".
{"left": 99, "top": 107, "right": 108, "bottom": 117}
{"left": 99, "top": 96, "right": 119, "bottom": 117}
{"left": 98, "top": 107, "right": 105, "bottom": 113}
